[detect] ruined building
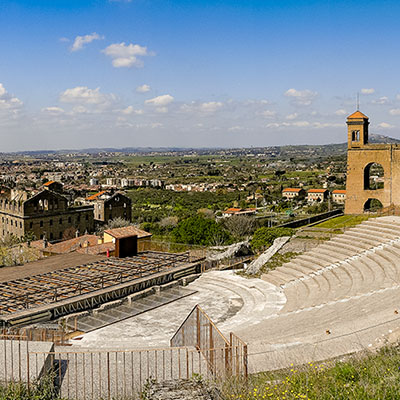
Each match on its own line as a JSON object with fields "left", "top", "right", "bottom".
{"left": 0, "top": 188, "right": 94, "bottom": 240}
{"left": 86, "top": 191, "right": 132, "bottom": 224}
{"left": 345, "top": 111, "right": 398, "bottom": 214}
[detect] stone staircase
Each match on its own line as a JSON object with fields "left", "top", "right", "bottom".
{"left": 262, "top": 216, "right": 400, "bottom": 312}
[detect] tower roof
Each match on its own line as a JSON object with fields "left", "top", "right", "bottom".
{"left": 347, "top": 110, "right": 369, "bottom": 119}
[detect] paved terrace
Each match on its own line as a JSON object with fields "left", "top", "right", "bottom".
{"left": 70, "top": 216, "right": 400, "bottom": 373}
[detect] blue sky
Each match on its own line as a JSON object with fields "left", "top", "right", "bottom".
{"left": 1, "top": 0, "right": 400, "bottom": 151}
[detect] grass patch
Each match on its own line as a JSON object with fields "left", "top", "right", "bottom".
{"left": 242, "top": 251, "right": 300, "bottom": 278}
{"left": 313, "top": 215, "right": 373, "bottom": 230}
{"left": 220, "top": 345, "right": 400, "bottom": 399}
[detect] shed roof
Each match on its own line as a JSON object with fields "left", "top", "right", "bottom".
{"left": 104, "top": 226, "right": 152, "bottom": 239}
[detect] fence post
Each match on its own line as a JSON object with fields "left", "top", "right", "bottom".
{"left": 243, "top": 344, "right": 248, "bottom": 380}
{"left": 196, "top": 307, "right": 201, "bottom": 350}
{"left": 209, "top": 322, "right": 214, "bottom": 374}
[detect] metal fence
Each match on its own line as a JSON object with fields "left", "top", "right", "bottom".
{"left": 170, "top": 304, "right": 248, "bottom": 379}
{"left": 1, "top": 327, "right": 68, "bottom": 344}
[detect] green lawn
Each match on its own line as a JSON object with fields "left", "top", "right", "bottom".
{"left": 221, "top": 346, "right": 400, "bottom": 399}
{"left": 313, "top": 215, "right": 374, "bottom": 229}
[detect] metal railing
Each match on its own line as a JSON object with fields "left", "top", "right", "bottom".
{"left": 170, "top": 304, "right": 248, "bottom": 379}
{"left": 1, "top": 327, "right": 68, "bottom": 344}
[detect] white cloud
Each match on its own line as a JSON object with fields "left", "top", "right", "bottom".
{"left": 119, "top": 106, "right": 143, "bottom": 115}
{"left": 312, "top": 122, "right": 342, "bottom": 129}
{"left": 228, "top": 126, "right": 244, "bottom": 131}
{"left": 361, "top": 88, "right": 375, "bottom": 95}
{"left": 136, "top": 84, "right": 150, "bottom": 93}
{"left": 41, "top": 107, "right": 64, "bottom": 114}
{"left": 145, "top": 94, "right": 174, "bottom": 106}
{"left": 102, "top": 42, "right": 152, "bottom": 68}
{"left": 266, "top": 120, "right": 341, "bottom": 129}
{"left": 59, "top": 86, "right": 116, "bottom": 106}
{"left": 180, "top": 101, "right": 224, "bottom": 114}
{"left": 372, "top": 96, "right": 389, "bottom": 105}
{"left": 284, "top": 88, "right": 318, "bottom": 106}
{"left": 334, "top": 109, "right": 347, "bottom": 116}
{"left": 286, "top": 112, "right": 298, "bottom": 120}
{"left": 389, "top": 109, "right": 400, "bottom": 116}
{"left": 71, "top": 33, "right": 103, "bottom": 52}
{"left": 0, "top": 83, "right": 23, "bottom": 112}
{"left": 199, "top": 102, "right": 223, "bottom": 113}
{"left": 259, "top": 110, "right": 276, "bottom": 118}
{"left": 377, "top": 122, "right": 394, "bottom": 129}
{"left": 156, "top": 107, "right": 168, "bottom": 113}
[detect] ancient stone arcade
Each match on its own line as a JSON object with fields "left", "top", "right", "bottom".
{"left": 345, "top": 110, "right": 400, "bottom": 214}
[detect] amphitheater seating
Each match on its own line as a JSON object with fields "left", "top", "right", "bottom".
{"left": 262, "top": 216, "right": 400, "bottom": 312}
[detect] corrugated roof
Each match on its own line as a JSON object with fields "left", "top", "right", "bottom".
{"left": 347, "top": 110, "right": 369, "bottom": 119}
{"left": 104, "top": 226, "right": 152, "bottom": 239}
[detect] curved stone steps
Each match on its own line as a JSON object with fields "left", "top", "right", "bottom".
{"left": 312, "top": 245, "right": 352, "bottom": 262}
{"left": 300, "top": 271, "right": 338, "bottom": 308}
{"left": 329, "top": 235, "right": 374, "bottom": 252}
{"left": 323, "top": 238, "right": 370, "bottom": 256}
{"left": 354, "top": 256, "right": 386, "bottom": 290}
{"left": 335, "top": 231, "right": 387, "bottom": 248}
{"left": 297, "top": 251, "right": 339, "bottom": 267}
{"left": 317, "top": 243, "right": 357, "bottom": 259}
{"left": 370, "top": 250, "right": 400, "bottom": 285}
{"left": 362, "top": 252, "right": 394, "bottom": 289}
{"left": 261, "top": 272, "right": 286, "bottom": 287}
{"left": 322, "top": 267, "right": 353, "bottom": 301}
{"left": 362, "top": 218, "right": 400, "bottom": 229}
{"left": 280, "top": 278, "right": 313, "bottom": 313}
{"left": 352, "top": 225, "right": 400, "bottom": 241}
{"left": 283, "top": 260, "right": 321, "bottom": 276}
{"left": 264, "top": 268, "right": 300, "bottom": 286}
{"left": 191, "top": 277, "right": 264, "bottom": 316}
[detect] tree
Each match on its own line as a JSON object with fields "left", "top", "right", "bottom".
{"left": 223, "top": 215, "right": 255, "bottom": 241}
{"left": 105, "top": 217, "right": 131, "bottom": 230}
{"left": 172, "top": 216, "right": 232, "bottom": 246}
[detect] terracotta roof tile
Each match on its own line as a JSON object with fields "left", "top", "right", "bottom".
{"left": 77, "top": 242, "right": 114, "bottom": 255}
{"left": 347, "top": 110, "right": 369, "bottom": 119}
{"left": 332, "top": 190, "right": 346, "bottom": 194}
{"left": 307, "top": 189, "right": 328, "bottom": 193}
{"left": 87, "top": 191, "right": 106, "bottom": 201}
{"left": 224, "top": 208, "right": 242, "bottom": 213}
{"left": 282, "top": 188, "right": 303, "bottom": 192}
{"left": 46, "top": 235, "right": 99, "bottom": 254}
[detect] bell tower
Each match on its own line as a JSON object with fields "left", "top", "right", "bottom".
{"left": 347, "top": 110, "right": 369, "bottom": 149}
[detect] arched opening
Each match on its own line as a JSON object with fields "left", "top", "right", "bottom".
{"left": 364, "top": 163, "right": 384, "bottom": 190}
{"left": 364, "top": 198, "right": 383, "bottom": 212}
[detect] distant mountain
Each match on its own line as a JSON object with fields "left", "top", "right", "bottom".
{"left": 3, "top": 134, "right": 400, "bottom": 156}
{"left": 369, "top": 133, "right": 400, "bottom": 144}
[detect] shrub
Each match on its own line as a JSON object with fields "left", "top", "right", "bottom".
{"left": 172, "top": 215, "right": 232, "bottom": 246}
{"left": 251, "top": 227, "right": 293, "bottom": 252}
